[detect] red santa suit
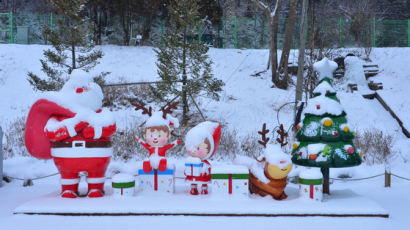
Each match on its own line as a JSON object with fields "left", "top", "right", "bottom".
{"left": 136, "top": 139, "right": 181, "bottom": 172}
{"left": 135, "top": 111, "right": 180, "bottom": 173}
{"left": 184, "top": 121, "right": 221, "bottom": 195}
{"left": 25, "top": 70, "right": 116, "bottom": 198}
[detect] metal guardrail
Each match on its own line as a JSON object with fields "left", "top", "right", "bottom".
{"left": 0, "top": 127, "right": 3, "bottom": 187}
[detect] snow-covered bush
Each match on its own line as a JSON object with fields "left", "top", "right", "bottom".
{"left": 354, "top": 128, "right": 396, "bottom": 165}
{"left": 215, "top": 128, "right": 263, "bottom": 161}
{"left": 102, "top": 84, "right": 152, "bottom": 108}
{"left": 2, "top": 116, "right": 29, "bottom": 159}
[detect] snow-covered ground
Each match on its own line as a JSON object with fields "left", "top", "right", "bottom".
{"left": 1, "top": 44, "right": 410, "bottom": 229}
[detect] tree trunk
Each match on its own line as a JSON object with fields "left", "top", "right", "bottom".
{"left": 71, "top": 44, "right": 76, "bottom": 70}
{"left": 269, "top": 0, "right": 283, "bottom": 88}
{"left": 295, "top": 0, "right": 308, "bottom": 112}
{"left": 321, "top": 167, "right": 330, "bottom": 195}
{"left": 182, "top": 26, "right": 188, "bottom": 125}
{"left": 278, "top": 0, "right": 298, "bottom": 88}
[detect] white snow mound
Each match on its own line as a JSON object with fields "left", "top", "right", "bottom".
{"left": 299, "top": 168, "right": 323, "bottom": 179}
{"left": 304, "top": 95, "right": 344, "bottom": 116}
{"left": 145, "top": 111, "right": 180, "bottom": 129}
{"left": 264, "top": 144, "right": 292, "bottom": 169}
{"left": 313, "top": 81, "right": 336, "bottom": 95}
{"left": 112, "top": 173, "right": 135, "bottom": 183}
{"left": 185, "top": 121, "right": 219, "bottom": 152}
{"left": 344, "top": 56, "right": 367, "bottom": 86}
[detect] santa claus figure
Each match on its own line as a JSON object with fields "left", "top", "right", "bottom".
{"left": 25, "top": 70, "right": 116, "bottom": 198}
{"left": 133, "top": 101, "right": 181, "bottom": 173}
{"left": 184, "top": 121, "right": 221, "bottom": 195}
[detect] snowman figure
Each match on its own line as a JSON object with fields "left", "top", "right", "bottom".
{"left": 184, "top": 121, "right": 221, "bottom": 195}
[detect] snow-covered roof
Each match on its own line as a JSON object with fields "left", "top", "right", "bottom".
{"left": 304, "top": 95, "right": 344, "bottom": 116}
{"left": 313, "top": 57, "right": 338, "bottom": 81}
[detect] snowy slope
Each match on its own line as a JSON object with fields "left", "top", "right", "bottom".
{"left": 1, "top": 45, "right": 410, "bottom": 229}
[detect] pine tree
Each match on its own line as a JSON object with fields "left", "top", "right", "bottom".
{"left": 291, "top": 58, "right": 362, "bottom": 194}
{"left": 28, "top": 0, "right": 107, "bottom": 91}
{"left": 153, "top": 0, "right": 224, "bottom": 125}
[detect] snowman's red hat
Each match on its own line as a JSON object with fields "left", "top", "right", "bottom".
{"left": 185, "top": 121, "right": 221, "bottom": 160}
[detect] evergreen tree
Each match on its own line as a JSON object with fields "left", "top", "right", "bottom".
{"left": 292, "top": 58, "right": 362, "bottom": 194}
{"left": 28, "top": 0, "right": 106, "bottom": 91}
{"left": 153, "top": 0, "right": 224, "bottom": 125}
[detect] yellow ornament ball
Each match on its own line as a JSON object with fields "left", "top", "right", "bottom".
{"left": 343, "top": 126, "right": 349, "bottom": 132}
{"left": 293, "top": 143, "right": 298, "bottom": 149}
{"left": 360, "top": 151, "right": 363, "bottom": 157}
{"left": 323, "top": 119, "right": 332, "bottom": 127}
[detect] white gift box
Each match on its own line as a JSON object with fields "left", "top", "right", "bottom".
{"left": 112, "top": 173, "right": 135, "bottom": 197}
{"left": 211, "top": 165, "right": 249, "bottom": 196}
{"left": 138, "top": 165, "right": 175, "bottom": 194}
{"left": 299, "top": 169, "right": 323, "bottom": 202}
{"left": 184, "top": 157, "right": 203, "bottom": 177}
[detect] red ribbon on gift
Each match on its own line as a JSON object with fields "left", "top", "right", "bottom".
{"left": 154, "top": 169, "right": 158, "bottom": 191}
{"left": 228, "top": 174, "right": 232, "bottom": 194}
{"left": 310, "top": 185, "right": 314, "bottom": 199}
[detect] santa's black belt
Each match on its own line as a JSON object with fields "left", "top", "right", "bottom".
{"left": 52, "top": 141, "right": 112, "bottom": 148}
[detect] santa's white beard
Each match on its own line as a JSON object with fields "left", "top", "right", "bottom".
{"left": 67, "top": 86, "right": 103, "bottom": 111}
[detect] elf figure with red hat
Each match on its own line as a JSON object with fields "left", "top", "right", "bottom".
{"left": 25, "top": 70, "right": 116, "bottom": 198}
{"left": 133, "top": 101, "right": 181, "bottom": 173}
{"left": 184, "top": 121, "right": 221, "bottom": 195}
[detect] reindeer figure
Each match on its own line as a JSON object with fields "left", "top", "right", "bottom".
{"left": 133, "top": 100, "right": 181, "bottom": 172}
{"left": 246, "top": 123, "right": 293, "bottom": 200}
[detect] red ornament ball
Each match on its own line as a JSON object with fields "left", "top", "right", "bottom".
{"left": 347, "top": 147, "right": 354, "bottom": 154}
{"left": 333, "top": 131, "right": 338, "bottom": 136}
{"left": 316, "top": 105, "right": 321, "bottom": 110}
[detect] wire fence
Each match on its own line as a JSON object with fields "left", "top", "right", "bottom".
{"left": 0, "top": 13, "right": 409, "bottom": 48}
{"left": 3, "top": 170, "right": 410, "bottom": 187}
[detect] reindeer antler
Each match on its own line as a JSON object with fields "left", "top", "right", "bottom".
{"left": 276, "top": 124, "right": 288, "bottom": 147}
{"left": 161, "top": 101, "right": 179, "bottom": 119}
{"left": 257, "top": 123, "right": 270, "bottom": 148}
{"left": 131, "top": 100, "right": 152, "bottom": 117}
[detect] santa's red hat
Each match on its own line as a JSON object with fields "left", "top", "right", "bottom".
{"left": 185, "top": 121, "right": 221, "bottom": 160}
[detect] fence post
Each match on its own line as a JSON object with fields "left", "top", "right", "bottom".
{"left": 384, "top": 166, "right": 391, "bottom": 187}
{"left": 50, "top": 13, "right": 53, "bottom": 31}
{"left": 339, "top": 18, "right": 343, "bottom": 47}
{"left": 198, "top": 24, "right": 201, "bottom": 43}
{"left": 161, "top": 18, "right": 165, "bottom": 46}
{"left": 9, "top": 12, "right": 14, "bottom": 44}
{"left": 372, "top": 18, "right": 376, "bottom": 47}
{"left": 408, "top": 19, "right": 410, "bottom": 47}
{"left": 0, "top": 127, "right": 3, "bottom": 187}
{"left": 234, "top": 16, "right": 238, "bottom": 49}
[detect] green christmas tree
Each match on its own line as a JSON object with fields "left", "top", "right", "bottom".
{"left": 292, "top": 58, "right": 362, "bottom": 194}
{"left": 152, "top": 0, "right": 224, "bottom": 125}
{"left": 28, "top": 0, "right": 107, "bottom": 91}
